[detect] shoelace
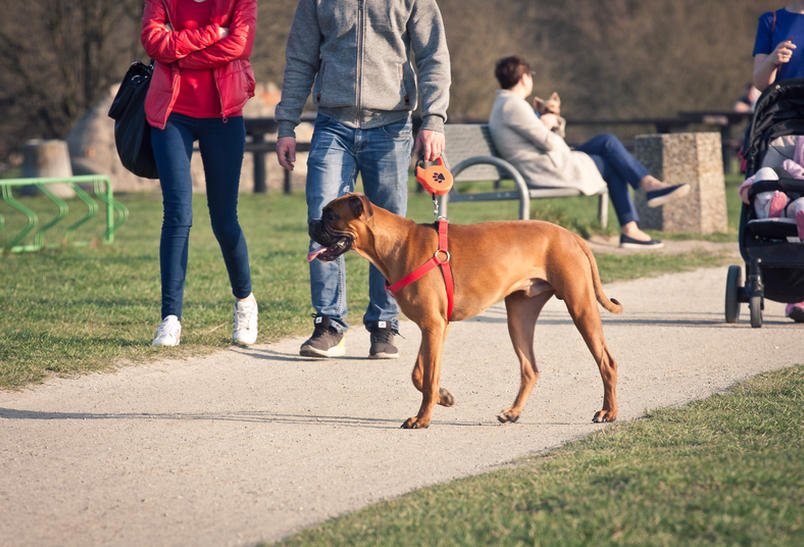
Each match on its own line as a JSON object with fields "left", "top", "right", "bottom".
{"left": 234, "top": 304, "right": 256, "bottom": 329}
{"left": 155, "top": 320, "right": 178, "bottom": 338}
{"left": 312, "top": 325, "right": 339, "bottom": 339}
{"left": 372, "top": 329, "right": 396, "bottom": 343}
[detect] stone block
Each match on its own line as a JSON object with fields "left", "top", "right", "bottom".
{"left": 21, "top": 139, "right": 76, "bottom": 198}
{"left": 633, "top": 132, "right": 727, "bottom": 233}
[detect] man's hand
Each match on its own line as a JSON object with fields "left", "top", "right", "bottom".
{"left": 219, "top": 26, "right": 230, "bottom": 39}
{"left": 772, "top": 40, "right": 796, "bottom": 65}
{"left": 276, "top": 136, "right": 297, "bottom": 171}
{"left": 412, "top": 129, "right": 445, "bottom": 162}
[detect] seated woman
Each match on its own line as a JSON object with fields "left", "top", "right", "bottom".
{"left": 488, "top": 55, "right": 690, "bottom": 249}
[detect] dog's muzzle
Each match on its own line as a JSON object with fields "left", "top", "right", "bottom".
{"left": 307, "top": 218, "right": 353, "bottom": 262}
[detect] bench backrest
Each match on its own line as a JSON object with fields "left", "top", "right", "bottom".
{"left": 443, "top": 124, "right": 507, "bottom": 182}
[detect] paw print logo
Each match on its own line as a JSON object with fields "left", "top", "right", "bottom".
{"left": 432, "top": 172, "right": 445, "bottom": 183}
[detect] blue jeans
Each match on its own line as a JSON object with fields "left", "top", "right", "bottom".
{"left": 306, "top": 114, "right": 413, "bottom": 332}
{"left": 575, "top": 133, "right": 649, "bottom": 226}
{"left": 151, "top": 114, "right": 252, "bottom": 319}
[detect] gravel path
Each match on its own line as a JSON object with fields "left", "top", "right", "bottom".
{"left": 0, "top": 266, "right": 800, "bottom": 546}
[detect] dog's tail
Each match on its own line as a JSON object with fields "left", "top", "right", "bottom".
{"left": 573, "top": 234, "right": 623, "bottom": 314}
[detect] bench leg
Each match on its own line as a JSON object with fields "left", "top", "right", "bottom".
{"left": 598, "top": 193, "right": 609, "bottom": 229}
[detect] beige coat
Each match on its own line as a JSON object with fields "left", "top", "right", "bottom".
{"left": 488, "top": 90, "right": 606, "bottom": 195}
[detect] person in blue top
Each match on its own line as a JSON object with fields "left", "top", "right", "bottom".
{"left": 751, "top": 2, "right": 804, "bottom": 322}
{"left": 753, "top": 2, "right": 804, "bottom": 90}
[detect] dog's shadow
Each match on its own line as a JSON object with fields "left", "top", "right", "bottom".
{"left": 0, "top": 407, "right": 577, "bottom": 429}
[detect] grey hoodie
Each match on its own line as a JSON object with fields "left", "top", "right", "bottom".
{"left": 275, "top": 0, "right": 451, "bottom": 138}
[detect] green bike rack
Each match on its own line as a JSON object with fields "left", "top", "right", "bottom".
{"left": 0, "top": 175, "right": 128, "bottom": 253}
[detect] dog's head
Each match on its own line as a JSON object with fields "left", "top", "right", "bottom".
{"left": 533, "top": 91, "right": 561, "bottom": 115}
{"left": 307, "top": 193, "right": 373, "bottom": 262}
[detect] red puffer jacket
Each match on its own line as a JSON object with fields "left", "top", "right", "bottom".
{"left": 141, "top": 0, "right": 257, "bottom": 129}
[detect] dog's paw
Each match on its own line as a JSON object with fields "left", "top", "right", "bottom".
{"left": 592, "top": 409, "right": 617, "bottom": 423}
{"left": 496, "top": 409, "right": 520, "bottom": 424}
{"left": 438, "top": 388, "right": 455, "bottom": 407}
{"left": 401, "top": 417, "right": 430, "bottom": 429}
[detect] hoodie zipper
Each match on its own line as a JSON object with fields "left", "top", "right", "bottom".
{"left": 355, "top": 0, "right": 365, "bottom": 125}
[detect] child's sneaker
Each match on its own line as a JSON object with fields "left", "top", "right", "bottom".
{"left": 768, "top": 190, "right": 790, "bottom": 218}
{"left": 786, "top": 303, "right": 804, "bottom": 323}
{"left": 152, "top": 315, "right": 181, "bottom": 347}
{"left": 233, "top": 296, "right": 258, "bottom": 346}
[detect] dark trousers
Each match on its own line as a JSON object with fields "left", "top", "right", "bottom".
{"left": 576, "top": 133, "right": 650, "bottom": 226}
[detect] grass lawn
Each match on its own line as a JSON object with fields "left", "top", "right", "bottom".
{"left": 3, "top": 174, "right": 799, "bottom": 546}
{"left": 0, "top": 176, "right": 743, "bottom": 389}
{"left": 276, "top": 365, "right": 803, "bottom": 546}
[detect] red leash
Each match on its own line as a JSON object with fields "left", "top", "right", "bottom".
{"left": 386, "top": 217, "right": 455, "bottom": 321}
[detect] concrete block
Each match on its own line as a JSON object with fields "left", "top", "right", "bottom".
{"left": 633, "top": 132, "right": 727, "bottom": 233}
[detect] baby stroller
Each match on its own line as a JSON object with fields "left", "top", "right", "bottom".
{"left": 725, "top": 78, "right": 804, "bottom": 327}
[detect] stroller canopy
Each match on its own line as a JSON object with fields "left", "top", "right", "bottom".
{"left": 745, "top": 78, "right": 804, "bottom": 175}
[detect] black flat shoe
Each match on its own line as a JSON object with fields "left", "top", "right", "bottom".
{"left": 619, "top": 234, "right": 664, "bottom": 249}
{"left": 646, "top": 183, "right": 690, "bottom": 207}
{"left": 788, "top": 306, "right": 804, "bottom": 323}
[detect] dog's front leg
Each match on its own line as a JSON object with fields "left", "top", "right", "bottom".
{"left": 403, "top": 322, "right": 449, "bottom": 429}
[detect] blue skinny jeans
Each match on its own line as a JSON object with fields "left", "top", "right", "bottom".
{"left": 575, "top": 133, "right": 649, "bottom": 226}
{"left": 150, "top": 114, "right": 252, "bottom": 320}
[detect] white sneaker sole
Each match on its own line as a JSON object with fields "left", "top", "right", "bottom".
{"left": 151, "top": 337, "right": 180, "bottom": 347}
{"left": 233, "top": 333, "right": 257, "bottom": 347}
{"left": 619, "top": 241, "right": 664, "bottom": 250}
{"left": 369, "top": 350, "right": 399, "bottom": 359}
{"left": 299, "top": 341, "right": 346, "bottom": 358}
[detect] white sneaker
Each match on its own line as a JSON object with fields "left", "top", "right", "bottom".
{"left": 152, "top": 315, "right": 181, "bottom": 347}
{"left": 233, "top": 296, "right": 258, "bottom": 346}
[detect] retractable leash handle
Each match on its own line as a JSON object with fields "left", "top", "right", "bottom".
{"left": 416, "top": 156, "right": 454, "bottom": 220}
{"left": 415, "top": 157, "right": 454, "bottom": 196}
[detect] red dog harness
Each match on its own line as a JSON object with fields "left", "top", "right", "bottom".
{"left": 386, "top": 218, "right": 455, "bottom": 321}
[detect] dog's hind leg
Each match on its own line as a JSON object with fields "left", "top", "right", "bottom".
{"left": 497, "top": 290, "right": 553, "bottom": 424}
{"left": 560, "top": 280, "right": 618, "bottom": 423}
{"left": 404, "top": 320, "right": 450, "bottom": 429}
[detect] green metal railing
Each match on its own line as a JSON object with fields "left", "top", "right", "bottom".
{"left": 0, "top": 175, "right": 128, "bottom": 253}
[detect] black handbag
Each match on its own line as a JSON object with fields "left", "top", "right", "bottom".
{"left": 108, "top": 61, "right": 158, "bottom": 179}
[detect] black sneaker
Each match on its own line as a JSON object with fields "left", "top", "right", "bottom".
{"left": 645, "top": 183, "right": 690, "bottom": 207}
{"left": 619, "top": 233, "right": 664, "bottom": 249}
{"left": 299, "top": 315, "right": 345, "bottom": 358}
{"left": 367, "top": 321, "right": 399, "bottom": 359}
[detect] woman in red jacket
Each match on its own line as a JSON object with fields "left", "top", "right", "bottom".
{"left": 141, "top": 0, "right": 258, "bottom": 347}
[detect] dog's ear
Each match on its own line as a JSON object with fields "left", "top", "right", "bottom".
{"left": 347, "top": 194, "right": 374, "bottom": 220}
{"left": 532, "top": 96, "right": 545, "bottom": 112}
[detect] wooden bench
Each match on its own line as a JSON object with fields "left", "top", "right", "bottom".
{"left": 439, "top": 124, "right": 609, "bottom": 227}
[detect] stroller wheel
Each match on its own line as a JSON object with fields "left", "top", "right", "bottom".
{"left": 725, "top": 265, "right": 742, "bottom": 323}
{"left": 749, "top": 295, "right": 763, "bottom": 328}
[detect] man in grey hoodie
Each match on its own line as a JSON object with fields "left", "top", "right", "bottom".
{"left": 275, "top": 0, "right": 451, "bottom": 359}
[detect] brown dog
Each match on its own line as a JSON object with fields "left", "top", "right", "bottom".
{"left": 309, "top": 193, "right": 622, "bottom": 429}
